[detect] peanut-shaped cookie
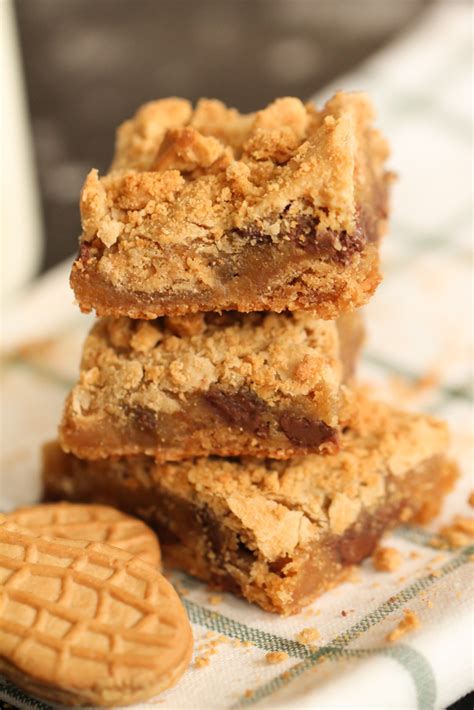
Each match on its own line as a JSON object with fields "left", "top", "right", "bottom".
{"left": 9, "top": 502, "right": 161, "bottom": 568}
{"left": 0, "top": 516, "right": 192, "bottom": 706}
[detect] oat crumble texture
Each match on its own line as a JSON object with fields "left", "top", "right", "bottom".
{"left": 70, "top": 93, "right": 391, "bottom": 319}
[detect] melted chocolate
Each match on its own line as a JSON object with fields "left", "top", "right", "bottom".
{"left": 279, "top": 412, "right": 336, "bottom": 447}
{"left": 203, "top": 386, "right": 270, "bottom": 437}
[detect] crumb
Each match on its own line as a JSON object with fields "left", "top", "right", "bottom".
{"left": 409, "top": 551, "right": 421, "bottom": 560}
{"left": 386, "top": 610, "right": 421, "bottom": 642}
{"left": 413, "top": 369, "right": 440, "bottom": 392}
{"left": 208, "top": 594, "right": 223, "bottom": 605}
{"left": 439, "top": 516, "right": 474, "bottom": 548}
{"left": 232, "top": 639, "right": 252, "bottom": 650}
{"left": 347, "top": 566, "right": 361, "bottom": 583}
{"left": 244, "top": 690, "right": 254, "bottom": 699}
{"left": 453, "top": 517, "right": 474, "bottom": 534}
{"left": 296, "top": 628, "right": 320, "bottom": 644}
{"left": 372, "top": 546, "right": 402, "bottom": 572}
{"left": 265, "top": 651, "right": 289, "bottom": 664}
{"left": 426, "top": 599, "right": 434, "bottom": 608}
{"left": 194, "top": 656, "right": 210, "bottom": 668}
{"left": 303, "top": 607, "right": 321, "bottom": 617}
{"left": 468, "top": 491, "right": 474, "bottom": 508}
{"left": 386, "top": 369, "right": 440, "bottom": 403}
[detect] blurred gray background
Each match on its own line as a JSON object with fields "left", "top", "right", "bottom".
{"left": 15, "top": 0, "right": 433, "bottom": 272}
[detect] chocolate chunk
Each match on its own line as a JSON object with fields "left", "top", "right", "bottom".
{"left": 203, "top": 386, "right": 270, "bottom": 436}
{"left": 79, "top": 237, "right": 104, "bottom": 263}
{"left": 279, "top": 412, "right": 335, "bottom": 447}
{"left": 333, "top": 228, "right": 366, "bottom": 264}
{"left": 123, "top": 404, "right": 157, "bottom": 433}
{"left": 79, "top": 242, "right": 92, "bottom": 263}
{"left": 197, "top": 507, "right": 224, "bottom": 559}
{"left": 269, "top": 555, "right": 291, "bottom": 577}
{"left": 226, "top": 210, "right": 366, "bottom": 267}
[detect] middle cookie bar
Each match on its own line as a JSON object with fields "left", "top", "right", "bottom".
{"left": 59, "top": 311, "right": 363, "bottom": 461}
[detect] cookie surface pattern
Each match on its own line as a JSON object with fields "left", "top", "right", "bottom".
{"left": 0, "top": 517, "right": 192, "bottom": 707}
{"left": 8, "top": 502, "right": 161, "bottom": 569}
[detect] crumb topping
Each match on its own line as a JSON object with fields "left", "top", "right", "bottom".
{"left": 75, "top": 92, "right": 390, "bottom": 297}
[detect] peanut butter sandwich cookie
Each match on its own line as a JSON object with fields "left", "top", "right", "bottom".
{"left": 0, "top": 516, "right": 192, "bottom": 706}
{"left": 8, "top": 502, "right": 161, "bottom": 569}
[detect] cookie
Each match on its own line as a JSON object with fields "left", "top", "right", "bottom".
{"left": 0, "top": 516, "right": 193, "bottom": 706}
{"left": 9, "top": 502, "right": 161, "bottom": 569}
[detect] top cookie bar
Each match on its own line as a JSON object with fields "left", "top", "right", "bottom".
{"left": 71, "top": 92, "right": 391, "bottom": 319}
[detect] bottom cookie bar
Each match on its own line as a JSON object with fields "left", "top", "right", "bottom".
{"left": 43, "top": 395, "right": 457, "bottom": 615}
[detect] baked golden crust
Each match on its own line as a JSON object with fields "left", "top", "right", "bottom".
{"left": 70, "top": 93, "right": 390, "bottom": 318}
{"left": 58, "top": 312, "right": 362, "bottom": 461}
{"left": 44, "top": 393, "right": 457, "bottom": 614}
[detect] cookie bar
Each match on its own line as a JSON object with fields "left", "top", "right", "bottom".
{"left": 59, "top": 311, "right": 363, "bottom": 461}
{"left": 44, "top": 394, "right": 457, "bottom": 615}
{"left": 70, "top": 93, "right": 391, "bottom": 319}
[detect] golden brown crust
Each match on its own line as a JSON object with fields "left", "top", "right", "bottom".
{"left": 71, "top": 93, "right": 390, "bottom": 318}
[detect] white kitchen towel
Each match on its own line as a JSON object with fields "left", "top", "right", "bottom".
{"left": 1, "top": 3, "right": 473, "bottom": 708}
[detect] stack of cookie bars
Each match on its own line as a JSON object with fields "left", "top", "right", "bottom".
{"left": 43, "top": 94, "right": 457, "bottom": 614}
